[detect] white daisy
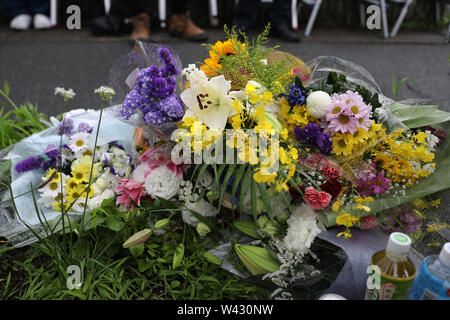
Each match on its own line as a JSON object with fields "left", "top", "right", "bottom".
{"left": 69, "top": 132, "right": 91, "bottom": 153}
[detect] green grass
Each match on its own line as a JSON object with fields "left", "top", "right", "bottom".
{"left": 0, "top": 84, "right": 269, "bottom": 300}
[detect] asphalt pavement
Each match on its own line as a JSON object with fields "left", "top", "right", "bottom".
{"left": 0, "top": 28, "right": 448, "bottom": 115}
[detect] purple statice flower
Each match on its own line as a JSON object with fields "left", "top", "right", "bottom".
{"left": 121, "top": 88, "right": 143, "bottom": 120}
{"left": 42, "top": 144, "right": 60, "bottom": 170}
{"left": 284, "top": 85, "right": 308, "bottom": 107}
{"left": 58, "top": 118, "right": 74, "bottom": 136}
{"left": 294, "top": 124, "right": 333, "bottom": 155}
{"left": 120, "top": 47, "right": 183, "bottom": 127}
{"left": 77, "top": 122, "right": 93, "bottom": 133}
{"left": 158, "top": 94, "right": 184, "bottom": 119}
{"left": 15, "top": 156, "right": 43, "bottom": 174}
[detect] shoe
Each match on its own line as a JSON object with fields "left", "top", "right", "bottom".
{"left": 9, "top": 14, "right": 32, "bottom": 30}
{"left": 33, "top": 14, "right": 51, "bottom": 29}
{"left": 169, "top": 12, "right": 208, "bottom": 42}
{"left": 130, "top": 12, "right": 150, "bottom": 40}
{"left": 272, "top": 24, "right": 301, "bottom": 43}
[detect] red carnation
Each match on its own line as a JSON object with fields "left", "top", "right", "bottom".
{"left": 320, "top": 166, "right": 341, "bottom": 180}
{"left": 361, "top": 215, "right": 378, "bottom": 230}
{"left": 304, "top": 186, "right": 332, "bottom": 210}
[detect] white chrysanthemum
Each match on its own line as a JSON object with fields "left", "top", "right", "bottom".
{"left": 69, "top": 132, "right": 91, "bottom": 153}
{"left": 144, "top": 166, "right": 181, "bottom": 200}
{"left": 130, "top": 163, "right": 151, "bottom": 184}
{"left": 181, "top": 198, "right": 218, "bottom": 226}
{"left": 283, "top": 204, "right": 322, "bottom": 254}
{"left": 88, "top": 189, "right": 115, "bottom": 211}
{"left": 306, "top": 91, "right": 332, "bottom": 118}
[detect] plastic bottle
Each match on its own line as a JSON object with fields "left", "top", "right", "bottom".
{"left": 409, "top": 242, "right": 450, "bottom": 300}
{"left": 365, "top": 232, "right": 416, "bottom": 300}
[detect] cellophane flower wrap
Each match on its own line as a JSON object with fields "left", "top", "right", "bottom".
{"left": 0, "top": 109, "right": 135, "bottom": 247}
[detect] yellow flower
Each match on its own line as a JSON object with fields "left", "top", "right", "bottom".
{"left": 332, "top": 200, "right": 343, "bottom": 212}
{"left": 253, "top": 168, "right": 277, "bottom": 184}
{"left": 413, "top": 132, "right": 427, "bottom": 144}
{"left": 430, "top": 199, "right": 441, "bottom": 208}
{"left": 332, "top": 133, "right": 354, "bottom": 156}
{"left": 336, "top": 213, "right": 358, "bottom": 227}
{"left": 337, "top": 231, "right": 353, "bottom": 239}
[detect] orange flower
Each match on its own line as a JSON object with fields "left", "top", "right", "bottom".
{"left": 200, "top": 39, "right": 245, "bottom": 77}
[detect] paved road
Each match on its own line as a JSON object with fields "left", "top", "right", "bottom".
{"left": 0, "top": 31, "right": 449, "bottom": 115}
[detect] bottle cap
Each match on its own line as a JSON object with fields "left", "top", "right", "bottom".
{"left": 386, "top": 232, "right": 411, "bottom": 255}
{"left": 439, "top": 243, "right": 450, "bottom": 267}
{"left": 318, "top": 293, "right": 346, "bottom": 300}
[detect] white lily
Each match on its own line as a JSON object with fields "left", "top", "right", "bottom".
{"left": 181, "top": 66, "right": 240, "bottom": 131}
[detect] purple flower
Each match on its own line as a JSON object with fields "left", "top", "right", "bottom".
{"left": 120, "top": 47, "right": 183, "bottom": 127}
{"left": 294, "top": 124, "right": 333, "bottom": 155}
{"left": 284, "top": 85, "right": 308, "bottom": 107}
{"left": 15, "top": 156, "right": 43, "bottom": 174}
{"left": 58, "top": 118, "right": 74, "bottom": 136}
{"left": 372, "top": 171, "right": 390, "bottom": 194}
{"left": 78, "top": 122, "right": 93, "bottom": 133}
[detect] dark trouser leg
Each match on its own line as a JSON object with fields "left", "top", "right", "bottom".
{"left": 1, "top": 0, "right": 29, "bottom": 17}
{"left": 28, "top": 0, "right": 50, "bottom": 15}
{"left": 169, "top": 0, "right": 187, "bottom": 15}
{"left": 233, "top": 0, "right": 259, "bottom": 29}
{"left": 268, "top": 0, "right": 291, "bottom": 28}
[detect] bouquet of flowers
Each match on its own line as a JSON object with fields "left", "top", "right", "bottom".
{"left": 1, "top": 26, "right": 448, "bottom": 299}
{"left": 112, "top": 27, "right": 449, "bottom": 297}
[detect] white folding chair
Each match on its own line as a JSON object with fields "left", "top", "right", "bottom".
{"left": 359, "top": 0, "right": 414, "bottom": 38}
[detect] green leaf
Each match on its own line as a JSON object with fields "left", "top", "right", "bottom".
{"left": 231, "top": 164, "right": 247, "bottom": 208}
{"left": 239, "top": 167, "right": 252, "bottom": 214}
{"left": 129, "top": 243, "right": 145, "bottom": 257}
{"left": 218, "top": 164, "right": 236, "bottom": 211}
{"left": 256, "top": 182, "right": 273, "bottom": 220}
{"left": 250, "top": 170, "right": 258, "bottom": 223}
{"left": 172, "top": 243, "right": 185, "bottom": 269}
{"left": 104, "top": 217, "right": 125, "bottom": 232}
{"left": 193, "top": 163, "right": 209, "bottom": 192}
{"left": 188, "top": 209, "right": 219, "bottom": 232}
{"left": 137, "top": 259, "right": 152, "bottom": 272}
{"left": 233, "top": 221, "right": 261, "bottom": 239}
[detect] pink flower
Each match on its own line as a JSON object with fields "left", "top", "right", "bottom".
{"left": 139, "top": 148, "right": 171, "bottom": 168}
{"left": 304, "top": 186, "right": 332, "bottom": 210}
{"left": 324, "top": 91, "right": 372, "bottom": 134}
{"left": 115, "top": 178, "right": 144, "bottom": 210}
{"left": 361, "top": 215, "right": 377, "bottom": 230}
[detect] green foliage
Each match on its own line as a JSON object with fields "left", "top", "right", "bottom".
{"left": 392, "top": 71, "right": 415, "bottom": 99}
{"left": 0, "top": 81, "right": 49, "bottom": 149}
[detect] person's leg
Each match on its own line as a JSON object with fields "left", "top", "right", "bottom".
{"left": 269, "top": 0, "right": 301, "bottom": 43}
{"left": 27, "top": 0, "right": 49, "bottom": 15}
{"left": 2, "top": 0, "right": 32, "bottom": 30}
{"left": 113, "top": 0, "right": 151, "bottom": 40}
{"left": 1, "top": 0, "right": 29, "bottom": 17}
{"left": 169, "top": 0, "right": 207, "bottom": 42}
{"left": 233, "top": 0, "right": 259, "bottom": 31}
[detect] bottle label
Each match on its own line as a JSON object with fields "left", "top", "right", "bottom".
{"left": 410, "top": 258, "right": 450, "bottom": 300}
{"left": 365, "top": 264, "right": 415, "bottom": 300}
